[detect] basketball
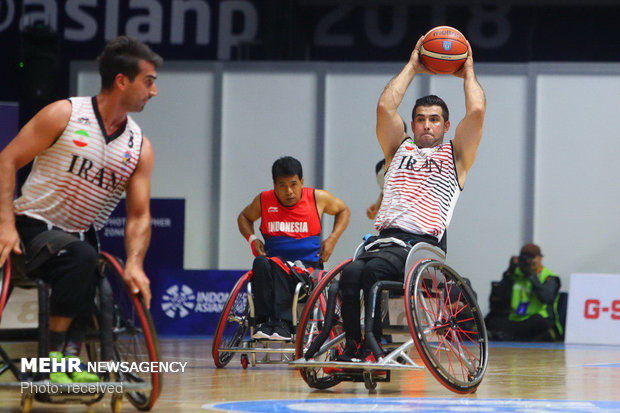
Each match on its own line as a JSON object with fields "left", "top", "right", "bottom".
{"left": 419, "top": 26, "right": 468, "bottom": 74}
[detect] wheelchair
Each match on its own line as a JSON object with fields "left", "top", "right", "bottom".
{"left": 291, "top": 241, "right": 489, "bottom": 393}
{"left": 0, "top": 251, "right": 161, "bottom": 412}
{"left": 212, "top": 266, "right": 326, "bottom": 369}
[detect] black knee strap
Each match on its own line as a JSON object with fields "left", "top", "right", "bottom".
{"left": 25, "top": 230, "right": 82, "bottom": 273}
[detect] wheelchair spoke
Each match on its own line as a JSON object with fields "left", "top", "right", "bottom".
{"left": 407, "top": 259, "right": 488, "bottom": 393}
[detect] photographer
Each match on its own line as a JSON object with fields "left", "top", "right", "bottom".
{"left": 485, "top": 244, "right": 563, "bottom": 341}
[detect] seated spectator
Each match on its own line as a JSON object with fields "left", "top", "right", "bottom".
{"left": 485, "top": 243, "right": 563, "bottom": 342}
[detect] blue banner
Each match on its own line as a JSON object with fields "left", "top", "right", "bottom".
{"left": 150, "top": 269, "right": 245, "bottom": 336}
{"left": 99, "top": 198, "right": 185, "bottom": 274}
{"left": 0, "top": 103, "right": 18, "bottom": 151}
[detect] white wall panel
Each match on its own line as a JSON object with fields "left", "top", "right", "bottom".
{"left": 535, "top": 75, "right": 620, "bottom": 288}
{"left": 218, "top": 71, "right": 318, "bottom": 269}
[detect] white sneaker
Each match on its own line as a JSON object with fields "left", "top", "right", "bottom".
{"left": 252, "top": 323, "right": 273, "bottom": 340}
{"left": 269, "top": 321, "right": 292, "bottom": 341}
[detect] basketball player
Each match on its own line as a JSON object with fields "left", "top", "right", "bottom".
{"left": 338, "top": 36, "right": 486, "bottom": 361}
{"left": 0, "top": 36, "right": 161, "bottom": 382}
{"left": 238, "top": 156, "right": 350, "bottom": 340}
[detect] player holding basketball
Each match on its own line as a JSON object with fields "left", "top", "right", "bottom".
{"left": 0, "top": 36, "right": 161, "bottom": 382}
{"left": 238, "top": 156, "right": 350, "bottom": 340}
{"left": 338, "top": 35, "right": 486, "bottom": 361}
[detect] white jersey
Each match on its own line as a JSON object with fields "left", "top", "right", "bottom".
{"left": 375, "top": 138, "right": 461, "bottom": 240}
{"left": 14, "top": 96, "right": 143, "bottom": 231}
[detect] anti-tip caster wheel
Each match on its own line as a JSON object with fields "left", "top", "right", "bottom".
{"left": 363, "top": 371, "right": 377, "bottom": 391}
{"left": 111, "top": 395, "right": 123, "bottom": 413}
{"left": 21, "top": 394, "right": 33, "bottom": 413}
{"left": 241, "top": 354, "right": 249, "bottom": 369}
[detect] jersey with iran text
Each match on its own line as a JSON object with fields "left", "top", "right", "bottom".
{"left": 375, "top": 138, "right": 461, "bottom": 240}
{"left": 14, "top": 96, "right": 143, "bottom": 231}
{"left": 259, "top": 187, "right": 322, "bottom": 263}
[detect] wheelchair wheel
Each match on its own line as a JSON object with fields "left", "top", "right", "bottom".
{"left": 212, "top": 271, "right": 251, "bottom": 368}
{"left": 99, "top": 252, "right": 161, "bottom": 410}
{"left": 405, "top": 259, "right": 488, "bottom": 394}
{"left": 0, "top": 258, "right": 11, "bottom": 323}
{"left": 295, "top": 259, "right": 351, "bottom": 390}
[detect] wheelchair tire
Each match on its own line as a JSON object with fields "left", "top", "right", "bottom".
{"left": 0, "top": 258, "right": 11, "bottom": 323}
{"left": 99, "top": 252, "right": 161, "bottom": 411}
{"left": 295, "top": 259, "right": 351, "bottom": 390}
{"left": 404, "top": 259, "right": 488, "bottom": 394}
{"left": 212, "top": 271, "right": 252, "bottom": 368}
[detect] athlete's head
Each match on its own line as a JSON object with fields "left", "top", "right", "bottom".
{"left": 98, "top": 36, "right": 163, "bottom": 111}
{"left": 411, "top": 95, "right": 450, "bottom": 148}
{"left": 272, "top": 156, "right": 304, "bottom": 207}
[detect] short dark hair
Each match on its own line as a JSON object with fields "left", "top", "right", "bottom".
{"left": 412, "top": 95, "right": 449, "bottom": 122}
{"left": 272, "top": 156, "right": 303, "bottom": 182}
{"left": 98, "top": 36, "right": 163, "bottom": 90}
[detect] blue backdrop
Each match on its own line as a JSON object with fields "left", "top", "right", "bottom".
{"left": 151, "top": 269, "right": 245, "bottom": 337}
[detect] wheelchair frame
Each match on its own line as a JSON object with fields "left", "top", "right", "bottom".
{"left": 0, "top": 252, "right": 161, "bottom": 413}
{"left": 212, "top": 269, "right": 325, "bottom": 369}
{"left": 290, "top": 241, "right": 489, "bottom": 393}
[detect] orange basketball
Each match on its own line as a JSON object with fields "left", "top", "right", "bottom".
{"left": 419, "top": 26, "right": 468, "bottom": 74}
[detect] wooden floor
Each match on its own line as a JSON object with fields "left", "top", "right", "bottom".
{"left": 1, "top": 339, "right": 619, "bottom": 412}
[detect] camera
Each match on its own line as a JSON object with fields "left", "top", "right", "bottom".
{"left": 518, "top": 254, "right": 534, "bottom": 275}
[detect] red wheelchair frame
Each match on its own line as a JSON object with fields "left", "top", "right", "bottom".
{"left": 212, "top": 268, "right": 326, "bottom": 369}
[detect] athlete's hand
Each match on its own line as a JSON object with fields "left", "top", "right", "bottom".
{"left": 251, "top": 239, "right": 266, "bottom": 257}
{"left": 0, "top": 223, "right": 22, "bottom": 267}
{"left": 319, "top": 236, "right": 337, "bottom": 263}
{"left": 123, "top": 263, "right": 152, "bottom": 309}
{"left": 452, "top": 40, "right": 474, "bottom": 79}
{"left": 410, "top": 36, "right": 433, "bottom": 75}
{"left": 366, "top": 202, "right": 379, "bottom": 220}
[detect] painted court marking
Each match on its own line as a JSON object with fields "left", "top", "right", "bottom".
{"left": 202, "top": 397, "right": 620, "bottom": 412}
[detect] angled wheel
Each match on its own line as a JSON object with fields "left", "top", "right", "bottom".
{"left": 212, "top": 271, "right": 252, "bottom": 368}
{"left": 99, "top": 252, "right": 161, "bottom": 410}
{"left": 21, "top": 393, "right": 33, "bottom": 413}
{"left": 363, "top": 371, "right": 377, "bottom": 390}
{"left": 295, "top": 259, "right": 350, "bottom": 389}
{"left": 0, "top": 257, "right": 11, "bottom": 324}
{"left": 405, "top": 259, "right": 488, "bottom": 394}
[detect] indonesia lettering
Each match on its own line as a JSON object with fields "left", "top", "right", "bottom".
{"left": 268, "top": 221, "right": 309, "bottom": 233}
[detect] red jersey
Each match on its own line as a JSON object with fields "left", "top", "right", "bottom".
{"left": 259, "top": 187, "right": 322, "bottom": 263}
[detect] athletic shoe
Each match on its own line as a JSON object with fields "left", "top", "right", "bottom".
{"left": 252, "top": 323, "right": 273, "bottom": 340}
{"left": 66, "top": 355, "right": 100, "bottom": 382}
{"left": 270, "top": 320, "right": 292, "bottom": 341}
{"left": 335, "top": 340, "right": 362, "bottom": 362}
{"left": 49, "top": 351, "right": 73, "bottom": 384}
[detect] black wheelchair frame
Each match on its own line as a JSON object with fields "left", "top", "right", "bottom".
{"left": 0, "top": 252, "right": 161, "bottom": 413}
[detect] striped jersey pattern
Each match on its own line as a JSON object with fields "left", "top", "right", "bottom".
{"left": 14, "top": 96, "right": 143, "bottom": 231}
{"left": 375, "top": 138, "right": 461, "bottom": 240}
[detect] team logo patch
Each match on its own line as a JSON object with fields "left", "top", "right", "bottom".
{"left": 121, "top": 151, "right": 132, "bottom": 166}
{"left": 443, "top": 40, "right": 452, "bottom": 51}
{"left": 72, "top": 129, "right": 89, "bottom": 147}
{"left": 268, "top": 206, "right": 279, "bottom": 213}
